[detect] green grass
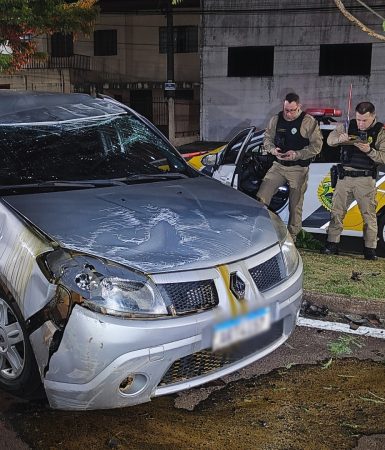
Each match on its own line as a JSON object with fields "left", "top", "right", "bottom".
{"left": 300, "top": 249, "right": 385, "bottom": 300}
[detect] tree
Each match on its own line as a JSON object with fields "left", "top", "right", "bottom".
{"left": 0, "top": 0, "right": 99, "bottom": 72}
{"left": 334, "top": 0, "right": 385, "bottom": 42}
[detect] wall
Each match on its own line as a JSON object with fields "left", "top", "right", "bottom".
{"left": 75, "top": 14, "right": 127, "bottom": 76}
{"left": 201, "top": 0, "right": 385, "bottom": 140}
{"left": 0, "top": 69, "right": 71, "bottom": 92}
{"left": 0, "top": 37, "right": 71, "bottom": 92}
{"left": 74, "top": 11, "right": 200, "bottom": 83}
{"left": 122, "top": 13, "right": 200, "bottom": 82}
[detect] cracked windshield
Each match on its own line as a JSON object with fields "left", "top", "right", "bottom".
{"left": 0, "top": 113, "right": 191, "bottom": 190}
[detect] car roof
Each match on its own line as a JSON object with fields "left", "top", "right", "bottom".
{"left": 0, "top": 90, "right": 127, "bottom": 124}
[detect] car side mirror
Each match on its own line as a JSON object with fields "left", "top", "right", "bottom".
{"left": 202, "top": 153, "right": 218, "bottom": 166}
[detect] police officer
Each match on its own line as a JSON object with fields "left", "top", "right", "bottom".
{"left": 257, "top": 93, "right": 322, "bottom": 241}
{"left": 321, "top": 101, "right": 385, "bottom": 260}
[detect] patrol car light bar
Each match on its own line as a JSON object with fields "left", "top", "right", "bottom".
{"left": 306, "top": 108, "right": 342, "bottom": 117}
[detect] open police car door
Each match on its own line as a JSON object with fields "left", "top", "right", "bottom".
{"left": 211, "top": 127, "right": 254, "bottom": 187}
{"left": 211, "top": 127, "right": 289, "bottom": 213}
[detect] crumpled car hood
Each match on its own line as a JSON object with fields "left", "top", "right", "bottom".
{"left": 3, "top": 177, "right": 279, "bottom": 273}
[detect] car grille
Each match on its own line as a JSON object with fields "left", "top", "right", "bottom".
{"left": 249, "top": 253, "right": 286, "bottom": 292}
{"left": 158, "top": 280, "right": 219, "bottom": 314}
{"left": 159, "top": 319, "right": 284, "bottom": 386}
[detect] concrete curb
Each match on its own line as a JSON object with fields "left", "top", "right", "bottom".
{"left": 303, "top": 290, "right": 385, "bottom": 318}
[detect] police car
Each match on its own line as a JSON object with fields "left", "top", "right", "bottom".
{"left": 187, "top": 108, "right": 385, "bottom": 251}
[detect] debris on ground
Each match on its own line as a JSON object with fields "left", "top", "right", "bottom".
{"left": 351, "top": 271, "right": 381, "bottom": 281}
{"left": 342, "top": 313, "right": 383, "bottom": 330}
{"left": 366, "top": 313, "right": 382, "bottom": 327}
{"left": 106, "top": 437, "right": 121, "bottom": 448}
{"left": 301, "top": 300, "right": 329, "bottom": 318}
{"left": 343, "top": 314, "right": 368, "bottom": 325}
{"left": 351, "top": 271, "right": 362, "bottom": 281}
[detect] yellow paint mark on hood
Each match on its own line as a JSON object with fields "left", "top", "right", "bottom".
{"left": 218, "top": 264, "right": 238, "bottom": 317}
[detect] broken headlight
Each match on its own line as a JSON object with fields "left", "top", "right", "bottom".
{"left": 268, "top": 210, "right": 299, "bottom": 277}
{"left": 39, "top": 249, "right": 170, "bottom": 318}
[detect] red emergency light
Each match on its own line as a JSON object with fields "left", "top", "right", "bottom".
{"left": 181, "top": 150, "right": 209, "bottom": 160}
{"left": 306, "top": 108, "right": 342, "bottom": 117}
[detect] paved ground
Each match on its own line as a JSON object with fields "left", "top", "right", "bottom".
{"left": 1, "top": 289, "right": 384, "bottom": 449}
{"left": 0, "top": 235, "right": 384, "bottom": 448}
{"left": 0, "top": 395, "right": 30, "bottom": 449}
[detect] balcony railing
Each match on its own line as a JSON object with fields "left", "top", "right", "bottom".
{"left": 24, "top": 54, "right": 91, "bottom": 71}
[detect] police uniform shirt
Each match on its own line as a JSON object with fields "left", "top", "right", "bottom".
{"left": 263, "top": 110, "right": 323, "bottom": 161}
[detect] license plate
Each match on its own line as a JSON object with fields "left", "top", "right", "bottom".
{"left": 212, "top": 307, "right": 271, "bottom": 351}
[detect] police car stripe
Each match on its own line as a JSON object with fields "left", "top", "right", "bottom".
{"left": 302, "top": 206, "right": 330, "bottom": 228}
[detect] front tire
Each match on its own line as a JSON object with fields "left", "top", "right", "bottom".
{"left": 0, "top": 295, "right": 43, "bottom": 399}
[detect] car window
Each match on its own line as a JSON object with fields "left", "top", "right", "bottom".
{"left": 0, "top": 113, "right": 193, "bottom": 186}
{"left": 221, "top": 128, "right": 252, "bottom": 165}
{"left": 314, "top": 128, "right": 340, "bottom": 163}
{"left": 244, "top": 130, "right": 264, "bottom": 155}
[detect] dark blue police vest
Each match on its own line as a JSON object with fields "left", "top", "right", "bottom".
{"left": 341, "top": 119, "right": 383, "bottom": 170}
{"left": 274, "top": 111, "right": 310, "bottom": 152}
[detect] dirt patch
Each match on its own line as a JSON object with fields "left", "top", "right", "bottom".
{"left": 5, "top": 358, "right": 385, "bottom": 450}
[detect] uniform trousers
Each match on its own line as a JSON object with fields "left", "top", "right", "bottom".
{"left": 257, "top": 161, "right": 309, "bottom": 239}
{"left": 327, "top": 173, "right": 377, "bottom": 248}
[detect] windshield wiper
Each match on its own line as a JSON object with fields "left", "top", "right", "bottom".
{"left": 119, "top": 173, "right": 188, "bottom": 183}
{"left": 0, "top": 179, "right": 125, "bottom": 191}
{"left": 0, "top": 174, "right": 189, "bottom": 193}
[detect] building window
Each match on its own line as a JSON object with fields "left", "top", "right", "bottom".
{"left": 228, "top": 46, "right": 274, "bottom": 77}
{"left": 159, "top": 26, "right": 198, "bottom": 53}
{"left": 319, "top": 44, "right": 372, "bottom": 76}
{"left": 51, "top": 33, "right": 73, "bottom": 57}
{"left": 94, "top": 30, "right": 117, "bottom": 56}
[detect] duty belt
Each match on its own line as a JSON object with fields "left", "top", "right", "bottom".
{"left": 277, "top": 159, "right": 311, "bottom": 167}
{"left": 343, "top": 169, "right": 374, "bottom": 177}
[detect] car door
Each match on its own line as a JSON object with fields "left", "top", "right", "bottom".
{"left": 300, "top": 125, "right": 339, "bottom": 234}
{"left": 235, "top": 129, "right": 290, "bottom": 213}
{"left": 235, "top": 129, "right": 268, "bottom": 193}
{"left": 212, "top": 128, "right": 253, "bottom": 187}
{"left": 212, "top": 127, "right": 290, "bottom": 213}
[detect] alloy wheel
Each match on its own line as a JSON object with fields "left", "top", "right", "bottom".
{"left": 0, "top": 298, "right": 25, "bottom": 380}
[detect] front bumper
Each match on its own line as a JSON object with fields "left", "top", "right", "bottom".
{"left": 41, "top": 249, "right": 303, "bottom": 410}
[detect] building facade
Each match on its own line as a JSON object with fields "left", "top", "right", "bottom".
{"left": 201, "top": 0, "right": 385, "bottom": 140}
{"left": 0, "top": 0, "right": 201, "bottom": 145}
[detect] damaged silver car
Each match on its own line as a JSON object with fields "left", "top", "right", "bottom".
{"left": 0, "top": 90, "right": 303, "bottom": 410}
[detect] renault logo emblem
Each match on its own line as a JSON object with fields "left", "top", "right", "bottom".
{"left": 230, "top": 272, "right": 246, "bottom": 300}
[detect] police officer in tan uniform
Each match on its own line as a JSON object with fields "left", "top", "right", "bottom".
{"left": 321, "top": 101, "right": 385, "bottom": 260}
{"left": 257, "top": 93, "right": 322, "bottom": 241}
